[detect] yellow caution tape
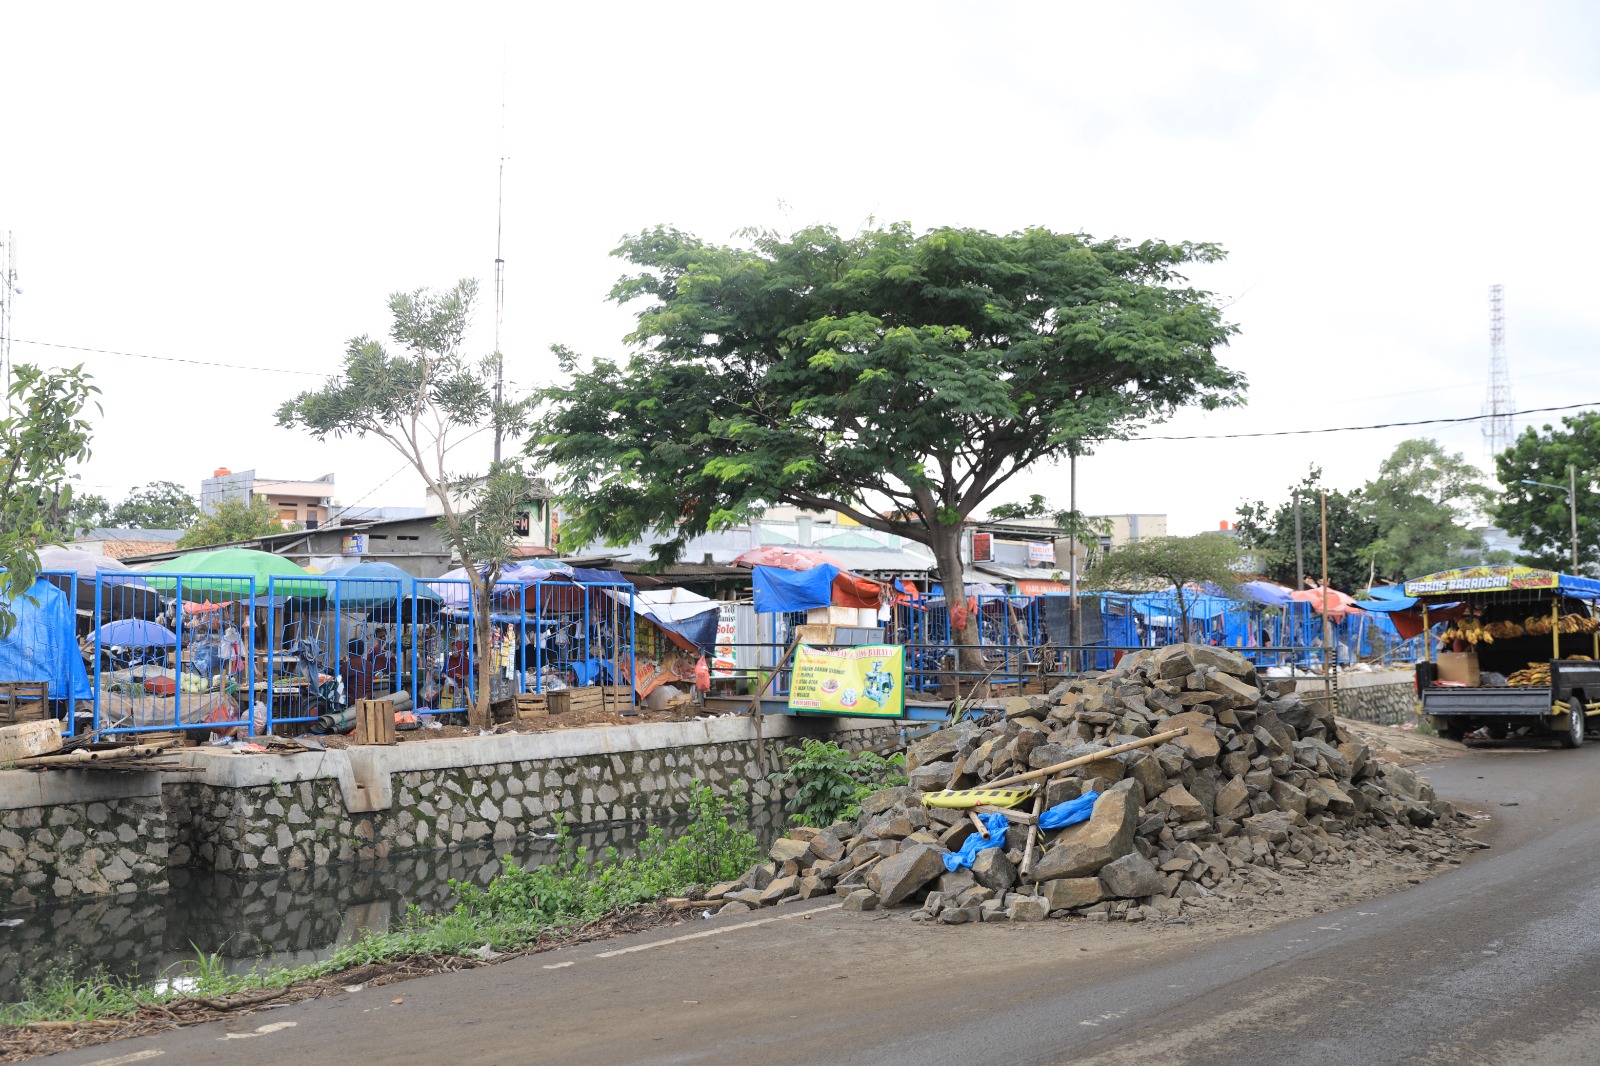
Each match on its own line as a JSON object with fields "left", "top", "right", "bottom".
{"left": 920, "top": 787, "right": 1037, "bottom": 809}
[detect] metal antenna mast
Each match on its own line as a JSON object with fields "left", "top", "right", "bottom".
{"left": 1483, "top": 283, "right": 1514, "bottom": 456}
{"left": 491, "top": 71, "right": 507, "bottom": 464}
{"left": 0, "top": 232, "right": 16, "bottom": 414}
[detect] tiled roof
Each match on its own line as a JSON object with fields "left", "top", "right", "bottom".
{"left": 100, "top": 540, "right": 182, "bottom": 560}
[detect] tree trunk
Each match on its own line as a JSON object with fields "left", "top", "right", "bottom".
{"left": 467, "top": 567, "right": 494, "bottom": 730}
{"left": 927, "top": 523, "right": 987, "bottom": 699}
{"left": 1173, "top": 582, "right": 1188, "bottom": 647}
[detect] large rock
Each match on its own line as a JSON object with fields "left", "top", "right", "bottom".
{"left": 808, "top": 830, "right": 845, "bottom": 863}
{"left": 1038, "top": 877, "right": 1106, "bottom": 910}
{"left": 971, "top": 848, "right": 1018, "bottom": 893}
{"left": 1163, "top": 711, "right": 1221, "bottom": 768}
{"left": 906, "top": 727, "right": 974, "bottom": 772}
{"left": 858, "top": 786, "right": 917, "bottom": 818}
{"left": 1205, "top": 670, "right": 1261, "bottom": 708}
{"left": 866, "top": 843, "right": 947, "bottom": 906}
{"left": 1187, "top": 643, "right": 1257, "bottom": 681}
{"left": 769, "top": 838, "right": 812, "bottom": 864}
{"left": 1099, "top": 853, "right": 1168, "bottom": 899}
{"left": 1032, "top": 780, "right": 1139, "bottom": 880}
{"left": 1160, "top": 783, "right": 1205, "bottom": 822}
{"left": 1215, "top": 775, "right": 1250, "bottom": 820}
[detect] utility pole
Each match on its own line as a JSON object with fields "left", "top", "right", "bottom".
{"left": 1293, "top": 489, "right": 1305, "bottom": 589}
{"left": 1321, "top": 491, "right": 1335, "bottom": 714}
{"left": 491, "top": 73, "right": 507, "bottom": 464}
{"left": 1068, "top": 449, "right": 1078, "bottom": 673}
{"left": 1571, "top": 463, "right": 1580, "bottom": 574}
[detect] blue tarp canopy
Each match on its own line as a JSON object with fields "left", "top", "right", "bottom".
{"left": 1238, "top": 580, "right": 1295, "bottom": 607}
{"left": 0, "top": 578, "right": 91, "bottom": 700}
{"left": 752, "top": 564, "right": 838, "bottom": 614}
{"left": 569, "top": 568, "right": 631, "bottom": 586}
{"left": 1358, "top": 585, "right": 1420, "bottom": 612}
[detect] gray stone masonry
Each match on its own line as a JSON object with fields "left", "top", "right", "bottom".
{"left": 2, "top": 715, "right": 892, "bottom": 907}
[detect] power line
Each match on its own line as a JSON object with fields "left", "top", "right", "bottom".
{"left": 1128, "top": 400, "right": 1597, "bottom": 441}
{"left": 12, "top": 338, "right": 327, "bottom": 377}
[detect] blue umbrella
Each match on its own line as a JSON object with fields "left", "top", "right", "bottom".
{"left": 321, "top": 561, "right": 443, "bottom": 622}
{"left": 97, "top": 618, "right": 179, "bottom": 648}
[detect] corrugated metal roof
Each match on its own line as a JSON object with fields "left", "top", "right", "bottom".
{"left": 974, "top": 562, "right": 1068, "bottom": 583}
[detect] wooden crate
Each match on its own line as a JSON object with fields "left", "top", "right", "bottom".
{"left": 0, "top": 682, "right": 49, "bottom": 726}
{"left": 353, "top": 699, "right": 396, "bottom": 745}
{"left": 514, "top": 694, "right": 549, "bottom": 719}
{"left": 547, "top": 685, "right": 632, "bottom": 715}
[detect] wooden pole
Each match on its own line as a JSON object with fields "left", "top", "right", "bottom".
{"left": 1019, "top": 791, "right": 1046, "bottom": 878}
{"left": 981, "top": 727, "right": 1188, "bottom": 790}
{"left": 1321, "top": 492, "right": 1335, "bottom": 716}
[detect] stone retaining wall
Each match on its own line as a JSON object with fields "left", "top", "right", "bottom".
{"left": 1296, "top": 669, "right": 1418, "bottom": 726}
{"left": 1, "top": 715, "right": 891, "bottom": 908}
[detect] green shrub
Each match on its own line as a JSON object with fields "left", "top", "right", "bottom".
{"left": 768, "top": 739, "right": 907, "bottom": 827}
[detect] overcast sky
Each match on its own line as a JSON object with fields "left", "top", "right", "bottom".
{"left": 3, "top": 1, "right": 1597, "bottom": 536}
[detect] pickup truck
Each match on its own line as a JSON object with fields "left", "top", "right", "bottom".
{"left": 1417, "top": 659, "right": 1600, "bottom": 746}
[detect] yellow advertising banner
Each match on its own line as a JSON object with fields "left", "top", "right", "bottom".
{"left": 1403, "top": 565, "right": 1560, "bottom": 597}
{"left": 788, "top": 644, "right": 905, "bottom": 717}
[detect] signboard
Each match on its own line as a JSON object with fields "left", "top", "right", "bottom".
{"left": 341, "top": 534, "right": 366, "bottom": 557}
{"left": 972, "top": 532, "right": 993, "bottom": 563}
{"left": 1403, "top": 565, "right": 1559, "bottom": 597}
{"left": 512, "top": 509, "right": 531, "bottom": 537}
{"left": 711, "top": 604, "right": 738, "bottom": 678}
{"left": 1016, "top": 579, "right": 1068, "bottom": 597}
{"left": 788, "top": 644, "right": 905, "bottom": 717}
{"left": 1027, "top": 541, "right": 1055, "bottom": 565}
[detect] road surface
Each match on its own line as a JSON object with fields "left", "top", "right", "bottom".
{"left": 40, "top": 743, "right": 1600, "bottom": 1066}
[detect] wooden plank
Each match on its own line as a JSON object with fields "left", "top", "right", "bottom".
{"left": 354, "top": 699, "right": 396, "bottom": 745}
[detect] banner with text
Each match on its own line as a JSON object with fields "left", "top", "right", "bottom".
{"left": 788, "top": 644, "right": 905, "bottom": 717}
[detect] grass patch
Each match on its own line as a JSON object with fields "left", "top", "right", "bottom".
{"left": 1, "top": 783, "right": 761, "bottom": 1025}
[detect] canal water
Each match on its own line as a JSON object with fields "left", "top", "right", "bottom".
{"left": 0, "top": 801, "right": 789, "bottom": 1002}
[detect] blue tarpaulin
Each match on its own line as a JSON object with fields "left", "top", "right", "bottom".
{"left": 1358, "top": 585, "right": 1420, "bottom": 612}
{"left": 569, "top": 568, "right": 631, "bottom": 586}
{"left": 0, "top": 578, "right": 91, "bottom": 700}
{"left": 1038, "top": 790, "right": 1100, "bottom": 830}
{"left": 752, "top": 564, "right": 838, "bottom": 614}
{"left": 942, "top": 812, "right": 1011, "bottom": 871}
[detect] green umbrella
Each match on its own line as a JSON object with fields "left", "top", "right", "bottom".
{"left": 143, "top": 548, "right": 327, "bottom": 600}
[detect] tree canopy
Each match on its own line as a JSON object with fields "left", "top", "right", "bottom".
{"left": 276, "top": 280, "right": 532, "bottom": 726}
{"left": 534, "top": 222, "right": 1243, "bottom": 653}
{"left": 1084, "top": 533, "right": 1243, "bottom": 629}
{"left": 0, "top": 363, "right": 99, "bottom": 635}
{"left": 178, "top": 496, "right": 292, "bottom": 548}
{"left": 1494, "top": 412, "right": 1600, "bottom": 573}
{"left": 1360, "top": 438, "right": 1495, "bottom": 580}
{"left": 1234, "top": 468, "right": 1379, "bottom": 591}
{"left": 112, "top": 480, "right": 200, "bottom": 530}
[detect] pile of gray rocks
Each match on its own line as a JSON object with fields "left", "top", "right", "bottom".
{"left": 705, "top": 644, "right": 1478, "bottom": 924}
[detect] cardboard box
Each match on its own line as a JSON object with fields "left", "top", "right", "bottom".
{"left": 1435, "top": 650, "right": 1481, "bottom": 687}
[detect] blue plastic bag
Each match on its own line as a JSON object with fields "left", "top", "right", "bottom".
{"left": 941, "top": 812, "right": 1011, "bottom": 871}
{"left": 1038, "top": 790, "right": 1100, "bottom": 830}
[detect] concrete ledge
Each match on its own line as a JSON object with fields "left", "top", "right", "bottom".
{"left": 0, "top": 768, "right": 164, "bottom": 811}
{"left": 163, "top": 715, "right": 893, "bottom": 813}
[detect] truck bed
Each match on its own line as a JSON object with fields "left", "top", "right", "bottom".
{"left": 1421, "top": 686, "right": 1553, "bottom": 717}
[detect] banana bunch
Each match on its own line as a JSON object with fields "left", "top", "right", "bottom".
{"left": 1560, "top": 612, "right": 1599, "bottom": 634}
{"left": 1486, "top": 620, "right": 1526, "bottom": 640}
{"left": 1508, "top": 662, "right": 1552, "bottom": 686}
{"left": 1526, "top": 615, "right": 1554, "bottom": 637}
{"left": 1440, "top": 617, "right": 1496, "bottom": 644}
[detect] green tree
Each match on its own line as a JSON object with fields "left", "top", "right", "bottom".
{"left": 1235, "top": 468, "right": 1380, "bottom": 590}
{"left": 533, "top": 223, "right": 1243, "bottom": 668}
{"left": 111, "top": 480, "right": 199, "bottom": 530}
{"left": 178, "top": 496, "right": 295, "bottom": 548}
{"left": 0, "top": 363, "right": 100, "bottom": 635}
{"left": 1361, "top": 438, "right": 1495, "bottom": 580}
{"left": 1494, "top": 412, "right": 1600, "bottom": 573}
{"left": 1083, "top": 532, "right": 1244, "bottom": 631}
{"left": 40, "top": 481, "right": 111, "bottom": 540}
{"left": 276, "top": 280, "right": 530, "bottom": 728}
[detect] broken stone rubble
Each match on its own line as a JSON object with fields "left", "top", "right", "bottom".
{"left": 699, "top": 644, "right": 1480, "bottom": 925}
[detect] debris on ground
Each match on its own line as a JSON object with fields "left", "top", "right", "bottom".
{"left": 706, "top": 643, "right": 1485, "bottom": 925}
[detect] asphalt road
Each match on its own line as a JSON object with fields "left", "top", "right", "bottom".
{"left": 40, "top": 742, "right": 1600, "bottom": 1066}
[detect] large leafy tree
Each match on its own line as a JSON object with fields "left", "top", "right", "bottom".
{"left": 112, "top": 480, "right": 200, "bottom": 530}
{"left": 178, "top": 496, "right": 295, "bottom": 548}
{"left": 1235, "top": 468, "right": 1380, "bottom": 591}
{"left": 276, "top": 280, "right": 532, "bottom": 727}
{"left": 1494, "top": 412, "right": 1600, "bottom": 573}
{"left": 1084, "top": 533, "right": 1243, "bottom": 631}
{"left": 1361, "top": 438, "right": 1497, "bottom": 580}
{"left": 0, "top": 363, "right": 99, "bottom": 635}
{"left": 534, "top": 223, "right": 1243, "bottom": 664}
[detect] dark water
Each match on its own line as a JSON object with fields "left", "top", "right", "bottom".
{"left": 0, "top": 802, "right": 789, "bottom": 1001}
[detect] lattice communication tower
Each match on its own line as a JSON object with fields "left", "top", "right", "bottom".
{"left": 1483, "top": 283, "right": 1515, "bottom": 456}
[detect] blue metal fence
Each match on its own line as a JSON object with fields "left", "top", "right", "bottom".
{"left": 67, "top": 571, "right": 640, "bottom": 739}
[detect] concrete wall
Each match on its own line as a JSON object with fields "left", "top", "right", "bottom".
{"left": 1296, "top": 669, "right": 1418, "bottom": 726}
{"left": 1, "top": 716, "right": 891, "bottom": 909}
